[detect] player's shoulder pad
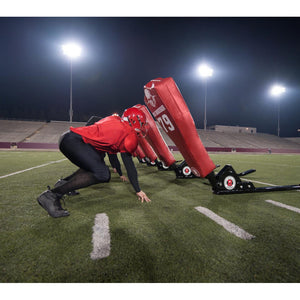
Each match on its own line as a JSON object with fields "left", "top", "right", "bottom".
{"left": 124, "top": 133, "right": 138, "bottom": 154}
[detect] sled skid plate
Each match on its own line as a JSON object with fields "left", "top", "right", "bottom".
{"left": 210, "top": 164, "right": 300, "bottom": 195}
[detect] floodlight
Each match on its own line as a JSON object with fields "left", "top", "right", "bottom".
{"left": 270, "top": 84, "right": 286, "bottom": 97}
{"left": 198, "top": 64, "right": 214, "bottom": 78}
{"left": 62, "top": 43, "right": 82, "bottom": 59}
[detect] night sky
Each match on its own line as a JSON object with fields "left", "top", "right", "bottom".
{"left": 1, "top": 17, "right": 300, "bottom": 137}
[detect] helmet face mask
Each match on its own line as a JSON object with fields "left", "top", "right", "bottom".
{"left": 122, "top": 107, "right": 148, "bottom": 137}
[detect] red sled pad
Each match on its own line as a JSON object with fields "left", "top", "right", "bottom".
{"left": 138, "top": 135, "right": 157, "bottom": 163}
{"left": 133, "top": 104, "right": 176, "bottom": 167}
{"left": 134, "top": 144, "right": 146, "bottom": 159}
{"left": 144, "top": 77, "right": 216, "bottom": 178}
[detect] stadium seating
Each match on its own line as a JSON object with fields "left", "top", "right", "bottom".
{"left": 197, "top": 130, "right": 300, "bottom": 149}
{"left": 0, "top": 120, "right": 45, "bottom": 143}
{"left": 285, "top": 137, "right": 300, "bottom": 145}
{"left": 0, "top": 120, "right": 85, "bottom": 148}
{"left": 26, "top": 121, "right": 85, "bottom": 143}
{"left": 0, "top": 119, "right": 299, "bottom": 152}
{"left": 161, "top": 127, "right": 300, "bottom": 151}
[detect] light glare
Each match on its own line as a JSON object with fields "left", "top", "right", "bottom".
{"left": 270, "top": 84, "right": 286, "bottom": 97}
{"left": 62, "top": 43, "right": 82, "bottom": 59}
{"left": 198, "top": 64, "right": 214, "bottom": 78}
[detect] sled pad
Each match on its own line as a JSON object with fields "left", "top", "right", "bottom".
{"left": 133, "top": 104, "right": 176, "bottom": 167}
{"left": 138, "top": 135, "right": 157, "bottom": 163}
{"left": 134, "top": 145, "right": 146, "bottom": 159}
{"left": 144, "top": 77, "right": 216, "bottom": 178}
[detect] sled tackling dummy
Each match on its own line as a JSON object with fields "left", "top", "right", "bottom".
{"left": 143, "top": 77, "right": 300, "bottom": 194}
{"left": 133, "top": 104, "right": 176, "bottom": 169}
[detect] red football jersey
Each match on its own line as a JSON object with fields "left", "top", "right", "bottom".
{"left": 70, "top": 115, "right": 138, "bottom": 154}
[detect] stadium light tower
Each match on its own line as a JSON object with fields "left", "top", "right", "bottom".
{"left": 62, "top": 43, "right": 82, "bottom": 123}
{"left": 270, "top": 84, "right": 286, "bottom": 137}
{"left": 198, "top": 63, "right": 213, "bottom": 130}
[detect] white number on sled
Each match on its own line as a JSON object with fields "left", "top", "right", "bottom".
{"left": 157, "top": 114, "right": 175, "bottom": 133}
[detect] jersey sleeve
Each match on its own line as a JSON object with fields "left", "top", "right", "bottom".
{"left": 121, "top": 152, "right": 141, "bottom": 193}
{"left": 108, "top": 153, "right": 122, "bottom": 176}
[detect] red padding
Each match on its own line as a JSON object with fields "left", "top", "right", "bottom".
{"left": 144, "top": 77, "right": 216, "bottom": 177}
{"left": 138, "top": 136, "right": 157, "bottom": 162}
{"left": 134, "top": 145, "right": 146, "bottom": 159}
{"left": 133, "top": 104, "right": 176, "bottom": 167}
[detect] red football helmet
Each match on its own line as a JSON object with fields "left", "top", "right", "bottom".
{"left": 122, "top": 107, "right": 148, "bottom": 136}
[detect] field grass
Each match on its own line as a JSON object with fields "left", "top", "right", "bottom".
{"left": 0, "top": 150, "right": 299, "bottom": 283}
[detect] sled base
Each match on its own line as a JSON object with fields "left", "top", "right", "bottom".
{"left": 208, "top": 164, "right": 300, "bottom": 195}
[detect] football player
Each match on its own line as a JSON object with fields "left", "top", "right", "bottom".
{"left": 37, "top": 107, "right": 151, "bottom": 218}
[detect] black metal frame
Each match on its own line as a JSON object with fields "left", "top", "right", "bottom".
{"left": 208, "top": 165, "right": 300, "bottom": 195}
{"left": 173, "top": 161, "right": 300, "bottom": 194}
{"left": 208, "top": 164, "right": 300, "bottom": 194}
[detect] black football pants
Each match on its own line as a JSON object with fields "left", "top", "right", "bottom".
{"left": 58, "top": 131, "right": 111, "bottom": 183}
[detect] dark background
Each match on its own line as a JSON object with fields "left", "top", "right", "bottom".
{"left": 0, "top": 17, "right": 299, "bottom": 136}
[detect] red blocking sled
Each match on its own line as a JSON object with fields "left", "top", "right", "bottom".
{"left": 143, "top": 77, "right": 300, "bottom": 194}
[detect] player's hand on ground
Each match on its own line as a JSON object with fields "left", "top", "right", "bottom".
{"left": 136, "top": 191, "right": 151, "bottom": 203}
{"left": 120, "top": 175, "right": 128, "bottom": 182}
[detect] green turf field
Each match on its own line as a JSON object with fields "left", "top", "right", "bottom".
{"left": 0, "top": 150, "right": 299, "bottom": 283}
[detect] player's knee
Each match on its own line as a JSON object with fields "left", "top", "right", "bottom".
{"left": 94, "top": 166, "right": 111, "bottom": 183}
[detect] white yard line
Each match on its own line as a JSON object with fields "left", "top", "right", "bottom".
{"left": 195, "top": 206, "right": 255, "bottom": 240}
{"left": 241, "top": 178, "right": 276, "bottom": 186}
{"left": 265, "top": 200, "right": 300, "bottom": 214}
{"left": 90, "top": 213, "right": 111, "bottom": 260}
{"left": 242, "top": 178, "right": 299, "bottom": 191}
{"left": 0, "top": 159, "right": 67, "bottom": 179}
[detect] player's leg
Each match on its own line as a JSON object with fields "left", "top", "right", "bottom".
{"left": 52, "top": 131, "right": 111, "bottom": 195}
{"left": 53, "top": 168, "right": 85, "bottom": 195}
{"left": 37, "top": 131, "right": 110, "bottom": 217}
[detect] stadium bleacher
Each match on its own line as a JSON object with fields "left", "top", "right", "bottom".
{"left": 26, "top": 121, "right": 86, "bottom": 144}
{"left": 197, "top": 130, "right": 300, "bottom": 149}
{"left": 285, "top": 137, "right": 300, "bottom": 145}
{"left": 0, "top": 119, "right": 299, "bottom": 152}
{"left": 0, "top": 120, "right": 45, "bottom": 143}
{"left": 0, "top": 120, "right": 85, "bottom": 150}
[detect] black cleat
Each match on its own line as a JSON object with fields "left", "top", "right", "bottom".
{"left": 37, "top": 190, "right": 70, "bottom": 218}
{"left": 54, "top": 179, "right": 80, "bottom": 196}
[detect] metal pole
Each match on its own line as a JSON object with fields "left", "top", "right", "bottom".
{"left": 277, "top": 100, "right": 280, "bottom": 137}
{"left": 204, "top": 79, "right": 207, "bottom": 130}
{"left": 69, "top": 59, "right": 73, "bottom": 123}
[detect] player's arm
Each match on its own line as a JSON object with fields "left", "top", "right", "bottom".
{"left": 108, "top": 153, "right": 127, "bottom": 181}
{"left": 121, "top": 152, "right": 151, "bottom": 202}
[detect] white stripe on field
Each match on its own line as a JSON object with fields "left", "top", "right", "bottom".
{"left": 0, "top": 159, "right": 67, "bottom": 179}
{"left": 90, "top": 213, "right": 111, "bottom": 260}
{"left": 195, "top": 206, "right": 255, "bottom": 240}
{"left": 241, "top": 178, "right": 276, "bottom": 186}
{"left": 242, "top": 178, "right": 299, "bottom": 191}
{"left": 265, "top": 200, "right": 300, "bottom": 214}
